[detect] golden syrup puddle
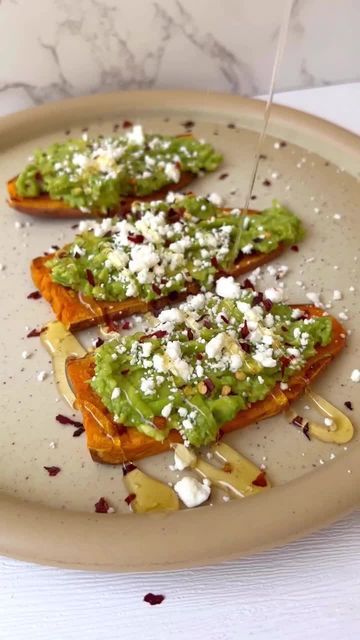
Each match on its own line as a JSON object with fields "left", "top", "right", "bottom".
{"left": 286, "top": 390, "right": 354, "bottom": 445}
{"left": 40, "top": 321, "right": 87, "bottom": 408}
{"left": 123, "top": 464, "right": 179, "bottom": 513}
{"left": 173, "top": 442, "right": 270, "bottom": 499}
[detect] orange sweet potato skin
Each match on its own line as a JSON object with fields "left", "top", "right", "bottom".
{"left": 31, "top": 231, "right": 284, "bottom": 331}
{"left": 7, "top": 172, "right": 195, "bottom": 219}
{"left": 67, "top": 306, "right": 346, "bottom": 464}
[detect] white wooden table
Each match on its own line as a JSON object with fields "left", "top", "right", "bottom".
{"left": 1, "top": 84, "right": 360, "bottom": 640}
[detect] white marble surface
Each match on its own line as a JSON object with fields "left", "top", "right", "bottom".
{"left": 0, "top": 83, "right": 360, "bottom": 640}
{"left": 1, "top": 0, "right": 360, "bottom": 114}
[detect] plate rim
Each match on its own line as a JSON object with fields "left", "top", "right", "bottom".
{"left": 1, "top": 89, "right": 360, "bottom": 572}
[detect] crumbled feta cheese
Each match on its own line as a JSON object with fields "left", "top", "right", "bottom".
{"left": 333, "top": 290, "right": 342, "bottom": 301}
{"left": 126, "top": 124, "right": 145, "bottom": 146}
{"left": 140, "top": 378, "right": 155, "bottom": 396}
{"left": 22, "top": 350, "right": 30, "bottom": 359}
{"left": 174, "top": 476, "right": 211, "bottom": 508}
{"left": 37, "top": 371, "right": 47, "bottom": 382}
{"left": 241, "top": 243, "right": 253, "bottom": 255}
{"left": 216, "top": 276, "right": 241, "bottom": 299}
{"left": 208, "top": 192, "right": 223, "bottom": 207}
{"left": 161, "top": 403, "right": 173, "bottom": 418}
{"left": 306, "top": 292, "right": 323, "bottom": 307}
{"left": 111, "top": 387, "right": 121, "bottom": 400}
{"left": 164, "top": 162, "right": 180, "bottom": 183}
{"left": 264, "top": 287, "right": 283, "bottom": 303}
{"left": 350, "top": 368, "right": 360, "bottom": 383}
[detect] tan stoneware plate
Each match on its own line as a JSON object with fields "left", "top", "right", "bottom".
{"left": 0, "top": 90, "right": 359, "bottom": 572}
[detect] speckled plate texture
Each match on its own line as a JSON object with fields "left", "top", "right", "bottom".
{"left": 0, "top": 90, "right": 359, "bottom": 572}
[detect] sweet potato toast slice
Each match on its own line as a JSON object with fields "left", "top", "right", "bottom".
{"left": 67, "top": 306, "right": 346, "bottom": 464}
{"left": 31, "top": 214, "right": 285, "bottom": 331}
{"left": 7, "top": 171, "right": 195, "bottom": 219}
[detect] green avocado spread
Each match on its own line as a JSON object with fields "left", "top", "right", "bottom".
{"left": 90, "top": 286, "right": 332, "bottom": 447}
{"left": 47, "top": 195, "right": 304, "bottom": 302}
{"left": 16, "top": 126, "right": 222, "bottom": 212}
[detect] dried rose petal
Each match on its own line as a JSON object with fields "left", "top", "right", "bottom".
{"left": 152, "top": 283, "right": 161, "bottom": 295}
{"left": 140, "top": 330, "right": 167, "bottom": 342}
{"left": 204, "top": 378, "right": 215, "bottom": 394}
{"left": 94, "top": 497, "right": 110, "bottom": 513}
{"left": 123, "top": 120, "right": 133, "bottom": 128}
{"left": 263, "top": 299, "right": 273, "bottom": 312}
{"left": 86, "top": 269, "right": 96, "bottom": 286}
{"left": 122, "top": 462, "right": 137, "bottom": 476}
{"left": 168, "top": 291, "right": 179, "bottom": 301}
{"left": 220, "top": 314, "right": 229, "bottom": 324}
{"left": 27, "top": 291, "right": 42, "bottom": 300}
{"left": 56, "top": 414, "right": 83, "bottom": 429}
{"left": 252, "top": 471, "right": 267, "bottom": 487}
{"left": 211, "top": 256, "right": 220, "bottom": 269}
{"left": 252, "top": 293, "right": 263, "bottom": 307}
{"left": 121, "top": 321, "right": 131, "bottom": 330}
{"left": 291, "top": 245, "right": 299, "bottom": 252}
{"left": 128, "top": 233, "right": 144, "bottom": 244}
{"left": 44, "top": 466, "right": 61, "bottom": 477}
{"left": 240, "top": 320, "right": 249, "bottom": 339}
{"left": 144, "top": 593, "right": 165, "bottom": 606}
{"left": 27, "top": 327, "right": 44, "bottom": 338}
{"left": 240, "top": 342, "right": 251, "bottom": 353}
{"left": 73, "top": 427, "right": 85, "bottom": 437}
{"left": 187, "top": 327, "right": 194, "bottom": 340}
{"left": 242, "top": 278, "right": 255, "bottom": 291}
{"left": 124, "top": 493, "right": 136, "bottom": 506}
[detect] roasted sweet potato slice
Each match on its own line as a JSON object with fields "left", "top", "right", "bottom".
{"left": 67, "top": 306, "right": 346, "bottom": 464}
{"left": 7, "top": 171, "right": 195, "bottom": 219}
{"left": 31, "top": 207, "right": 285, "bottom": 331}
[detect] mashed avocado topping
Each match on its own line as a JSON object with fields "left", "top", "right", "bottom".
{"left": 47, "top": 195, "right": 304, "bottom": 302}
{"left": 16, "top": 126, "right": 222, "bottom": 212}
{"left": 91, "top": 281, "right": 332, "bottom": 447}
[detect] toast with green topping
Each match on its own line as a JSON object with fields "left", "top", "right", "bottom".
{"left": 31, "top": 195, "right": 304, "bottom": 330}
{"left": 67, "top": 284, "right": 345, "bottom": 463}
{"left": 7, "top": 127, "right": 222, "bottom": 218}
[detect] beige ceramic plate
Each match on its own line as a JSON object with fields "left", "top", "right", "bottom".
{"left": 0, "top": 90, "right": 359, "bottom": 572}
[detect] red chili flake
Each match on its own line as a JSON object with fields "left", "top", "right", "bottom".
{"left": 219, "top": 173, "right": 229, "bottom": 180}
{"left": 144, "top": 593, "right": 165, "bottom": 606}
{"left": 128, "top": 233, "right": 144, "bottom": 244}
{"left": 303, "top": 423, "right": 311, "bottom": 441}
{"left": 211, "top": 256, "right": 220, "bottom": 269}
{"left": 280, "top": 356, "right": 291, "bottom": 375}
{"left": 86, "top": 269, "right": 96, "bottom": 286}
{"left": 240, "top": 342, "right": 251, "bottom": 353}
{"left": 204, "top": 378, "right": 215, "bottom": 394}
{"left": 152, "top": 283, "right": 161, "bottom": 295}
{"left": 220, "top": 314, "right": 229, "bottom": 324}
{"left": 262, "top": 179, "right": 271, "bottom": 187}
{"left": 117, "top": 424, "right": 127, "bottom": 436}
{"left": 187, "top": 327, "right": 194, "bottom": 340}
{"left": 122, "top": 462, "right": 137, "bottom": 476}
{"left": 166, "top": 207, "right": 185, "bottom": 223}
{"left": 94, "top": 497, "right": 110, "bottom": 513}
{"left": 27, "top": 327, "right": 45, "bottom": 338}
{"left": 263, "top": 298, "right": 273, "bottom": 312}
{"left": 240, "top": 320, "right": 249, "bottom": 339}
{"left": 252, "top": 471, "right": 267, "bottom": 487}
{"left": 123, "top": 120, "right": 133, "bottom": 128}
{"left": 44, "top": 466, "right": 61, "bottom": 477}
{"left": 182, "top": 120, "right": 194, "bottom": 128}
{"left": 56, "top": 414, "right": 83, "bottom": 429}
{"left": 124, "top": 493, "right": 136, "bottom": 506}
{"left": 73, "top": 427, "right": 85, "bottom": 437}
{"left": 344, "top": 401, "right": 353, "bottom": 410}
{"left": 153, "top": 416, "right": 167, "bottom": 430}
{"left": 242, "top": 278, "right": 255, "bottom": 291}
{"left": 94, "top": 337, "right": 104, "bottom": 348}
{"left": 291, "top": 415, "right": 304, "bottom": 429}
{"left": 121, "top": 321, "right": 132, "bottom": 330}
{"left": 252, "top": 292, "right": 263, "bottom": 306}
{"left": 140, "top": 330, "right": 167, "bottom": 342}
{"left": 291, "top": 245, "right": 299, "bottom": 252}
{"left": 27, "top": 290, "right": 41, "bottom": 300}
